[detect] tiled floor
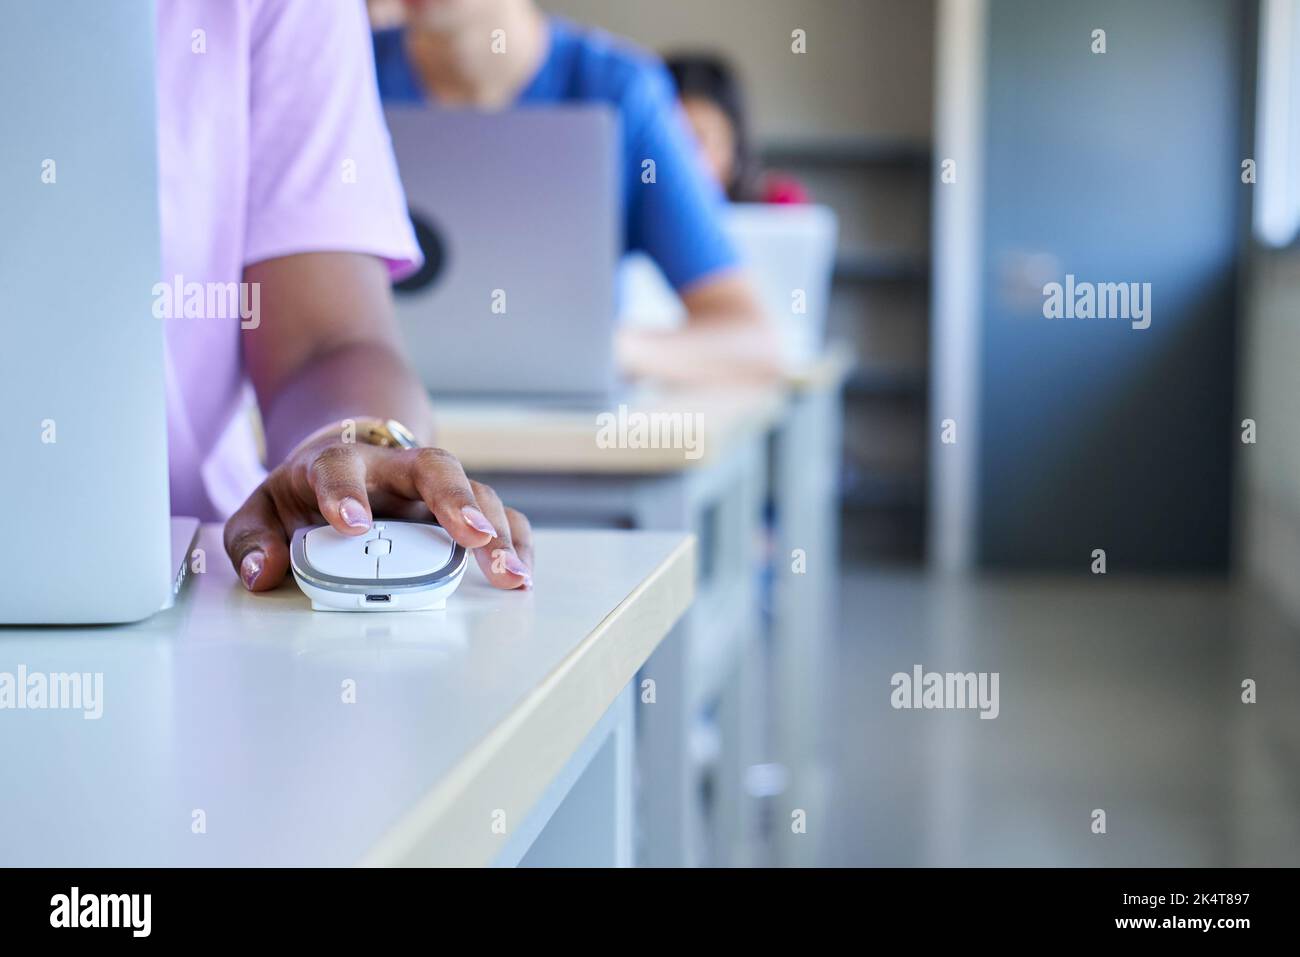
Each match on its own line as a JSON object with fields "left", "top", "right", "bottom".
{"left": 820, "top": 568, "right": 1300, "bottom": 866}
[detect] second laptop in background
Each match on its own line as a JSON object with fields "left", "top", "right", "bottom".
{"left": 386, "top": 105, "right": 620, "bottom": 401}
{"left": 618, "top": 204, "right": 838, "bottom": 368}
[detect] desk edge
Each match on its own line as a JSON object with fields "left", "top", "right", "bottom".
{"left": 359, "top": 533, "right": 696, "bottom": 867}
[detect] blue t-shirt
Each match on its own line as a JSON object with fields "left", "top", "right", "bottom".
{"left": 373, "top": 18, "right": 738, "bottom": 292}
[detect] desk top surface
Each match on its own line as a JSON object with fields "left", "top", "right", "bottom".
{"left": 431, "top": 350, "right": 852, "bottom": 474}
{"left": 434, "top": 384, "right": 785, "bottom": 474}
{"left": 0, "top": 525, "right": 693, "bottom": 866}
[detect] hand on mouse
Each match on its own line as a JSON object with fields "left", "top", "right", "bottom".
{"left": 223, "top": 433, "right": 532, "bottom": 594}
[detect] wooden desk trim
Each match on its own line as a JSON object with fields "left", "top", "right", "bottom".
{"left": 433, "top": 390, "right": 786, "bottom": 475}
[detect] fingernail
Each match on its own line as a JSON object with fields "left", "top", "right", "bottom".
{"left": 340, "top": 497, "right": 370, "bottom": 528}
{"left": 241, "top": 550, "right": 265, "bottom": 590}
{"left": 522, "top": 576, "right": 533, "bottom": 590}
{"left": 503, "top": 554, "right": 530, "bottom": 578}
{"left": 462, "top": 506, "right": 496, "bottom": 535}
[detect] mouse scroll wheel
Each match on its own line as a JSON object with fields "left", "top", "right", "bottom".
{"left": 364, "top": 539, "right": 392, "bottom": 556}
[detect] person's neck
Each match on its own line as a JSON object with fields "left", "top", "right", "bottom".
{"left": 404, "top": 0, "right": 548, "bottom": 108}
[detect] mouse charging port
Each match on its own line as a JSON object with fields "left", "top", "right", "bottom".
{"left": 365, "top": 594, "right": 392, "bottom": 604}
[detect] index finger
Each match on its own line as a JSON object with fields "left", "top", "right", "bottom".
{"left": 366, "top": 447, "right": 499, "bottom": 550}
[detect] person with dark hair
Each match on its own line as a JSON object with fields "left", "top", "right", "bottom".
{"left": 666, "top": 53, "right": 809, "bottom": 205}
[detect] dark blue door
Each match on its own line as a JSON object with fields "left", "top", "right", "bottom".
{"left": 977, "top": 0, "right": 1249, "bottom": 570}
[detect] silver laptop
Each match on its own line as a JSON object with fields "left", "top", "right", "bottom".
{"left": 385, "top": 106, "right": 620, "bottom": 399}
{"left": 0, "top": 0, "right": 195, "bottom": 624}
{"left": 619, "top": 203, "right": 839, "bottom": 366}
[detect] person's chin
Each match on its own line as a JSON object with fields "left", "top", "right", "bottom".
{"left": 403, "top": 0, "right": 482, "bottom": 31}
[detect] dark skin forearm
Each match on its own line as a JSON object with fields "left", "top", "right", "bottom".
{"left": 260, "top": 339, "right": 435, "bottom": 464}
{"left": 617, "top": 269, "right": 785, "bottom": 385}
{"left": 227, "top": 250, "right": 533, "bottom": 594}
{"left": 241, "top": 252, "right": 436, "bottom": 464}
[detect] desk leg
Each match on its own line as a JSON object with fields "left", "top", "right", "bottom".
{"left": 633, "top": 474, "right": 699, "bottom": 867}
{"left": 637, "top": 620, "right": 696, "bottom": 867}
{"left": 476, "top": 434, "right": 769, "bottom": 868}
{"left": 636, "top": 436, "right": 767, "bottom": 867}
{"left": 511, "top": 684, "right": 634, "bottom": 867}
{"left": 714, "top": 619, "right": 766, "bottom": 866}
{"left": 711, "top": 438, "right": 768, "bottom": 867}
{"left": 771, "top": 383, "right": 844, "bottom": 866}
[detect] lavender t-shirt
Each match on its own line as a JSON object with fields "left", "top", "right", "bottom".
{"left": 157, "top": 0, "right": 419, "bottom": 520}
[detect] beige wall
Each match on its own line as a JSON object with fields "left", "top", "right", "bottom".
{"left": 540, "top": 0, "right": 935, "bottom": 142}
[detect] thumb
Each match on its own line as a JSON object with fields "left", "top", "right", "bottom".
{"left": 223, "top": 485, "right": 291, "bottom": 591}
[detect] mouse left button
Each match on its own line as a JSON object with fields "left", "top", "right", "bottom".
{"left": 303, "top": 526, "right": 379, "bottom": 579}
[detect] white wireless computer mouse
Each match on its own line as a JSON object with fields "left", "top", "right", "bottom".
{"left": 289, "top": 520, "right": 469, "bottom": 612}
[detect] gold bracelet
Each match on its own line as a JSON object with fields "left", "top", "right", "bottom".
{"left": 288, "top": 416, "right": 419, "bottom": 459}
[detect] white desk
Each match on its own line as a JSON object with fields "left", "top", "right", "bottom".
{"left": 434, "top": 384, "right": 785, "bottom": 866}
{"left": 0, "top": 526, "right": 693, "bottom": 867}
{"left": 435, "top": 384, "right": 781, "bottom": 866}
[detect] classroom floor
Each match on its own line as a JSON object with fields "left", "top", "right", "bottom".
{"left": 820, "top": 567, "right": 1300, "bottom": 867}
